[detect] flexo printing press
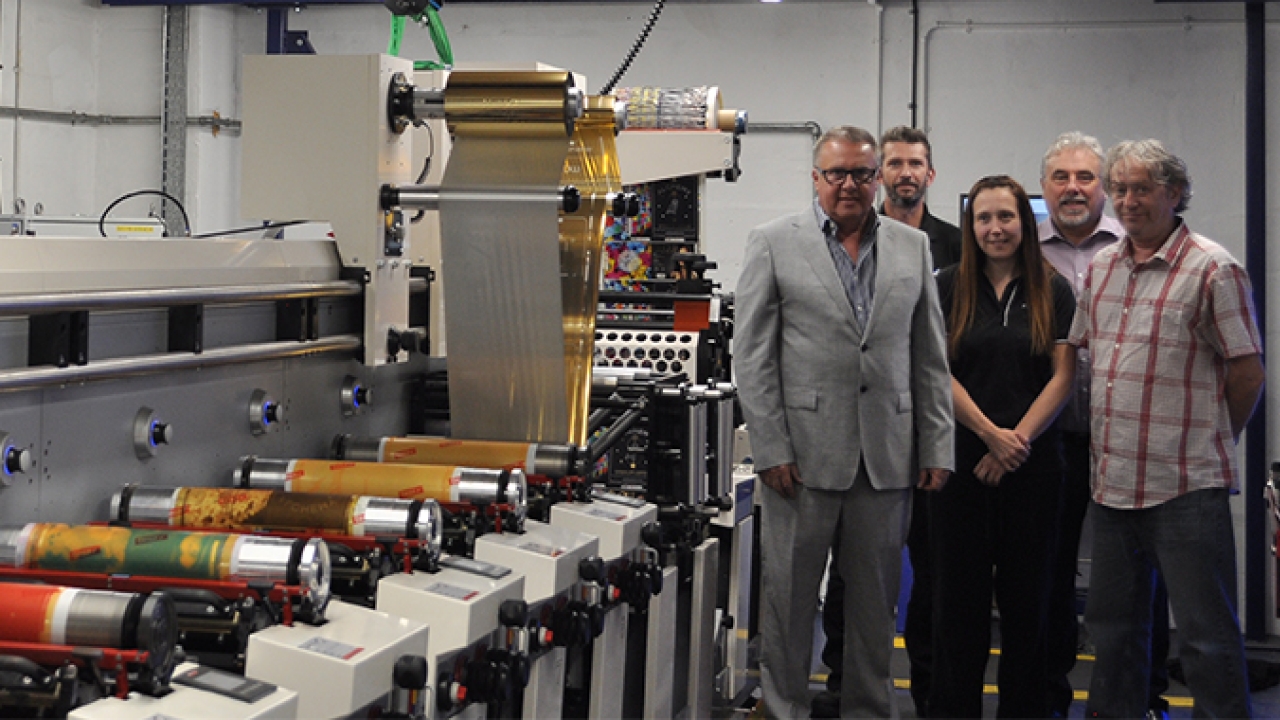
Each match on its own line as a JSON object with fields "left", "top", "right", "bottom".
{"left": 0, "top": 45, "right": 756, "bottom": 720}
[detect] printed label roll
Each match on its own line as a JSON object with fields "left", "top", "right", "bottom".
{"left": 332, "top": 434, "right": 576, "bottom": 478}
{"left": 236, "top": 457, "right": 525, "bottom": 515}
{"left": 0, "top": 523, "right": 330, "bottom": 614}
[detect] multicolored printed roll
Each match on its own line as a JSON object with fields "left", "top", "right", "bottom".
{"left": 110, "top": 485, "right": 441, "bottom": 557}
{"left": 0, "top": 523, "right": 329, "bottom": 612}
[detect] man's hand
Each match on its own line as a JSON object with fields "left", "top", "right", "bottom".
{"left": 759, "top": 463, "right": 802, "bottom": 498}
{"left": 916, "top": 467, "right": 951, "bottom": 492}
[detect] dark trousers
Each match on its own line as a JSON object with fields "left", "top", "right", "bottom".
{"left": 1046, "top": 432, "right": 1172, "bottom": 716}
{"left": 821, "top": 487, "right": 933, "bottom": 714}
{"left": 929, "top": 467, "right": 1061, "bottom": 719}
{"left": 1086, "top": 492, "right": 1251, "bottom": 719}
{"left": 1045, "top": 431, "right": 1093, "bottom": 715}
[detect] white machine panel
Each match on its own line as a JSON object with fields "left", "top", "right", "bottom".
{"left": 615, "top": 131, "right": 735, "bottom": 186}
{"left": 549, "top": 498, "right": 658, "bottom": 560}
{"left": 69, "top": 663, "right": 297, "bottom": 720}
{"left": 241, "top": 53, "right": 416, "bottom": 367}
{"left": 473, "top": 520, "right": 598, "bottom": 601}
{"left": 376, "top": 564, "right": 524, "bottom": 654}
{"left": 245, "top": 600, "right": 428, "bottom": 720}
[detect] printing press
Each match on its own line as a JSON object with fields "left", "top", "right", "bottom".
{"left": 0, "top": 34, "right": 757, "bottom": 718}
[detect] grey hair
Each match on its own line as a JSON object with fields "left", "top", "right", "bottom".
{"left": 813, "top": 126, "right": 877, "bottom": 165}
{"left": 1040, "top": 131, "right": 1105, "bottom": 179}
{"left": 1104, "top": 139, "right": 1193, "bottom": 213}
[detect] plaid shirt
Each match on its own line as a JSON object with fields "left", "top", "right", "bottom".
{"left": 1067, "top": 221, "right": 1262, "bottom": 509}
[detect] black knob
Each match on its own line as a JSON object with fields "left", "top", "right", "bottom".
{"left": 641, "top": 522, "right": 665, "bottom": 549}
{"left": 264, "top": 402, "right": 280, "bottom": 424}
{"left": 393, "top": 655, "right": 428, "bottom": 689}
{"left": 5, "top": 447, "right": 31, "bottom": 475}
{"left": 150, "top": 422, "right": 172, "bottom": 446}
{"left": 354, "top": 386, "right": 371, "bottom": 407}
{"left": 578, "top": 557, "right": 605, "bottom": 583}
{"left": 561, "top": 186, "right": 581, "bottom": 214}
{"left": 379, "top": 184, "right": 401, "bottom": 210}
{"left": 499, "top": 599, "right": 529, "bottom": 628}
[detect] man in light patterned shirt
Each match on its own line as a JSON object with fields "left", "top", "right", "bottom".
{"left": 1068, "top": 139, "right": 1264, "bottom": 719}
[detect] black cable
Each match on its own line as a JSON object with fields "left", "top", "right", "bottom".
{"left": 599, "top": 0, "right": 666, "bottom": 96}
{"left": 98, "top": 189, "right": 190, "bottom": 238}
{"left": 192, "top": 220, "right": 309, "bottom": 239}
{"left": 909, "top": 0, "right": 919, "bottom": 127}
{"left": 411, "top": 121, "right": 435, "bottom": 224}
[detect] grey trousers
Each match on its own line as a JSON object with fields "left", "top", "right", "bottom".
{"left": 759, "top": 466, "right": 911, "bottom": 719}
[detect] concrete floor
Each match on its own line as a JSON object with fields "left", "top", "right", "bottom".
{"left": 798, "top": 629, "right": 1280, "bottom": 719}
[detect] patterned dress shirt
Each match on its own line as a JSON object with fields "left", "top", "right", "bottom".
{"left": 1067, "top": 221, "right": 1262, "bottom": 509}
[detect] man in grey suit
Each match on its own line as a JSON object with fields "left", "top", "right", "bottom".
{"left": 736, "top": 125, "right": 954, "bottom": 718}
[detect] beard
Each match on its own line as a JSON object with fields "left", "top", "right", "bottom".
{"left": 886, "top": 183, "right": 924, "bottom": 209}
{"left": 1054, "top": 205, "right": 1094, "bottom": 229}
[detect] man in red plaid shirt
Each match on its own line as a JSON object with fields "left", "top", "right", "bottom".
{"left": 1068, "top": 138, "right": 1264, "bottom": 719}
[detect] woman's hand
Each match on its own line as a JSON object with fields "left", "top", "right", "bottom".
{"left": 979, "top": 427, "right": 1030, "bottom": 472}
{"left": 974, "top": 453, "right": 1006, "bottom": 486}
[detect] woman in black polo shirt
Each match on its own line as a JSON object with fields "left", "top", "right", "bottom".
{"left": 929, "top": 175, "right": 1076, "bottom": 719}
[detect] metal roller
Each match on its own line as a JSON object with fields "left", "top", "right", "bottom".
{"left": 235, "top": 457, "right": 526, "bottom": 519}
{"left": 0, "top": 583, "right": 178, "bottom": 685}
{"left": 111, "top": 486, "right": 442, "bottom": 564}
{"left": 331, "top": 433, "right": 578, "bottom": 479}
{"left": 0, "top": 523, "right": 330, "bottom": 615}
{"left": 380, "top": 184, "right": 581, "bottom": 214}
{"left": 387, "top": 69, "right": 584, "bottom": 136}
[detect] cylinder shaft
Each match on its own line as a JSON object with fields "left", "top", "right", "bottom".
{"left": 333, "top": 434, "right": 576, "bottom": 479}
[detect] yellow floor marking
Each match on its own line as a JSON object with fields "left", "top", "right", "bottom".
{"left": 810, "top": 639, "right": 1195, "bottom": 709}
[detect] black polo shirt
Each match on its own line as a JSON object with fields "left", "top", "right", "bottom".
{"left": 879, "top": 203, "right": 962, "bottom": 271}
{"left": 936, "top": 266, "right": 1076, "bottom": 474}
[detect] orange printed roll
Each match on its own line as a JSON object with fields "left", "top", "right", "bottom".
{"left": 235, "top": 457, "right": 525, "bottom": 514}
{"left": 0, "top": 582, "right": 60, "bottom": 644}
{"left": 110, "top": 485, "right": 441, "bottom": 553}
{"left": 332, "top": 434, "right": 577, "bottom": 478}
{"left": 0, "top": 582, "right": 177, "bottom": 682}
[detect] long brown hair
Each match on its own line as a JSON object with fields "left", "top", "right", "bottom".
{"left": 949, "top": 175, "right": 1057, "bottom": 359}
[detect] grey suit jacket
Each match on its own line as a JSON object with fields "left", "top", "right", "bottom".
{"left": 735, "top": 208, "right": 954, "bottom": 491}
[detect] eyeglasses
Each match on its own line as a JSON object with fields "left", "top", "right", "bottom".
{"left": 817, "top": 166, "right": 878, "bottom": 186}
{"left": 1109, "top": 182, "right": 1157, "bottom": 199}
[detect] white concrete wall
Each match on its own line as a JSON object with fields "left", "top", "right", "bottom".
{"left": 3, "top": 0, "right": 1280, "bottom": 632}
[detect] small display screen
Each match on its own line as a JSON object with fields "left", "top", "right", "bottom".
{"left": 174, "top": 666, "right": 277, "bottom": 704}
{"left": 190, "top": 670, "right": 242, "bottom": 692}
